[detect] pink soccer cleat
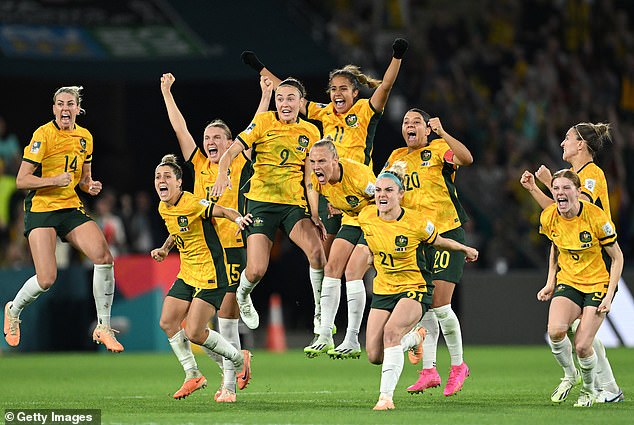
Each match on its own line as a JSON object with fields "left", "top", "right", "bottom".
{"left": 407, "top": 367, "right": 442, "bottom": 394}
{"left": 444, "top": 362, "right": 470, "bottom": 396}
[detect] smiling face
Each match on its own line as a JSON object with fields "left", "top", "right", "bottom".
{"left": 552, "top": 176, "right": 581, "bottom": 217}
{"left": 204, "top": 126, "right": 231, "bottom": 164}
{"left": 309, "top": 145, "right": 339, "bottom": 185}
{"left": 154, "top": 165, "right": 182, "bottom": 205}
{"left": 53, "top": 92, "right": 81, "bottom": 130}
{"left": 275, "top": 85, "right": 302, "bottom": 124}
{"left": 402, "top": 110, "right": 431, "bottom": 151}
{"left": 329, "top": 74, "right": 358, "bottom": 114}
{"left": 561, "top": 128, "right": 584, "bottom": 163}
{"left": 374, "top": 176, "right": 404, "bottom": 216}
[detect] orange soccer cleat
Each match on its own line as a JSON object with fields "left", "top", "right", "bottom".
{"left": 92, "top": 324, "right": 124, "bottom": 352}
{"left": 237, "top": 349, "right": 252, "bottom": 390}
{"left": 173, "top": 375, "right": 208, "bottom": 400}
{"left": 4, "top": 302, "right": 21, "bottom": 347}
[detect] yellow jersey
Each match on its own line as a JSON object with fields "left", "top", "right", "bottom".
{"left": 158, "top": 191, "right": 228, "bottom": 290}
{"left": 575, "top": 162, "right": 611, "bottom": 219}
{"left": 237, "top": 111, "right": 320, "bottom": 206}
{"left": 22, "top": 121, "right": 93, "bottom": 213}
{"left": 385, "top": 139, "right": 468, "bottom": 234}
{"left": 306, "top": 98, "right": 380, "bottom": 166}
{"left": 311, "top": 158, "right": 375, "bottom": 227}
{"left": 539, "top": 200, "right": 617, "bottom": 292}
{"left": 186, "top": 148, "right": 252, "bottom": 249}
{"left": 358, "top": 205, "right": 438, "bottom": 295}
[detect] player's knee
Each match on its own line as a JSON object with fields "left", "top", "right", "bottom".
{"left": 36, "top": 273, "right": 57, "bottom": 290}
{"left": 93, "top": 251, "right": 114, "bottom": 265}
{"left": 367, "top": 349, "right": 383, "bottom": 365}
{"left": 575, "top": 340, "right": 593, "bottom": 358}
{"left": 382, "top": 326, "right": 401, "bottom": 347}
{"left": 184, "top": 327, "right": 206, "bottom": 345}
{"left": 245, "top": 267, "right": 265, "bottom": 283}
{"left": 159, "top": 317, "right": 179, "bottom": 336}
{"left": 547, "top": 326, "right": 567, "bottom": 343}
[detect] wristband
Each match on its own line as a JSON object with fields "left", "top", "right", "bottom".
{"left": 235, "top": 216, "right": 243, "bottom": 226}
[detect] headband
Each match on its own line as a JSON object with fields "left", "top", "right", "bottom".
{"left": 377, "top": 172, "right": 404, "bottom": 190}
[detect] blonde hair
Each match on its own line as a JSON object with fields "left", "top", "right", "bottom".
{"left": 205, "top": 119, "right": 232, "bottom": 139}
{"left": 552, "top": 169, "right": 581, "bottom": 189}
{"left": 310, "top": 135, "right": 338, "bottom": 158}
{"left": 53, "top": 86, "right": 86, "bottom": 115}
{"left": 377, "top": 160, "right": 407, "bottom": 189}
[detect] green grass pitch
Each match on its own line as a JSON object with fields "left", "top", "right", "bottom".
{"left": 0, "top": 346, "right": 631, "bottom": 424}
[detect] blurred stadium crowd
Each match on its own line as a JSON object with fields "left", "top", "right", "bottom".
{"left": 0, "top": 0, "right": 632, "bottom": 271}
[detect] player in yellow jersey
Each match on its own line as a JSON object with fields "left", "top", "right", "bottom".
{"left": 241, "top": 38, "right": 407, "bottom": 255}
{"left": 151, "top": 154, "right": 253, "bottom": 400}
{"left": 358, "top": 162, "right": 478, "bottom": 410}
{"left": 385, "top": 109, "right": 475, "bottom": 396}
{"left": 212, "top": 78, "right": 327, "bottom": 337}
{"left": 536, "top": 170, "right": 623, "bottom": 407}
{"left": 160, "top": 72, "right": 270, "bottom": 402}
{"left": 3, "top": 86, "right": 123, "bottom": 352}
{"left": 520, "top": 122, "right": 623, "bottom": 403}
{"left": 303, "top": 137, "right": 375, "bottom": 358}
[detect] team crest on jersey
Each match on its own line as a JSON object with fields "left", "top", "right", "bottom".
{"left": 79, "top": 138, "right": 87, "bottom": 152}
{"left": 296, "top": 135, "right": 309, "bottom": 153}
{"left": 420, "top": 150, "right": 432, "bottom": 166}
{"left": 579, "top": 230, "right": 592, "bottom": 244}
{"left": 395, "top": 235, "right": 408, "bottom": 252}
{"left": 178, "top": 216, "right": 190, "bottom": 232}
{"left": 345, "top": 114, "right": 359, "bottom": 127}
{"left": 30, "top": 141, "right": 42, "bottom": 154}
{"left": 253, "top": 217, "right": 264, "bottom": 227}
{"left": 345, "top": 195, "right": 360, "bottom": 208}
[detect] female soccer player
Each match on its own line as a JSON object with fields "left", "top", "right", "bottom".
{"left": 358, "top": 162, "right": 478, "bottom": 410}
{"left": 520, "top": 122, "right": 623, "bottom": 403}
{"left": 211, "top": 78, "right": 326, "bottom": 336}
{"left": 385, "top": 109, "right": 474, "bottom": 396}
{"left": 160, "top": 73, "right": 270, "bottom": 402}
{"left": 241, "top": 38, "right": 407, "bottom": 255}
{"left": 303, "top": 137, "right": 376, "bottom": 359}
{"left": 151, "top": 154, "right": 252, "bottom": 400}
{"left": 535, "top": 169, "right": 622, "bottom": 407}
{"left": 3, "top": 86, "right": 123, "bottom": 352}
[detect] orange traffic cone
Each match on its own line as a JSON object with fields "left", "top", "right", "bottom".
{"left": 266, "top": 293, "right": 287, "bottom": 352}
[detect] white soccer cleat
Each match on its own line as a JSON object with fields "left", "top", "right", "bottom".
{"left": 237, "top": 295, "right": 259, "bottom": 329}
{"left": 551, "top": 369, "right": 581, "bottom": 403}
{"left": 573, "top": 389, "right": 596, "bottom": 407}
{"left": 595, "top": 388, "right": 624, "bottom": 403}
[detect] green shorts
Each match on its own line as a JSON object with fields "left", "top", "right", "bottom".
{"left": 335, "top": 225, "right": 366, "bottom": 245}
{"left": 553, "top": 283, "right": 612, "bottom": 309}
{"left": 432, "top": 227, "right": 466, "bottom": 284}
{"left": 371, "top": 290, "right": 431, "bottom": 313}
{"left": 166, "top": 278, "right": 226, "bottom": 310}
{"left": 246, "top": 199, "right": 310, "bottom": 242}
{"left": 24, "top": 207, "right": 92, "bottom": 239}
{"left": 224, "top": 247, "right": 246, "bottom": 293}
{"left": 318, "top": 194, "right": 342, "bottom": 235}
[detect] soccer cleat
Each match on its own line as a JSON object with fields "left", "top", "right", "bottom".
{"left": 574, "top": 389, "right": 596, "bottom": 407}
{"left": 304, "top": 335, "right": 334, "bottom": 358}
{"left": 407, "top": 326, "right": 427, "bottom": 365}
{"left": 444, "top": 362, "right": 470, "bottom": 396}
{"left": 327, "top": 341, "right": 361, "bottom": 359}
{"left": 237, "top": 295, "right": 259, "bottom": 329}
{"left": 406, "top": 367, "right": 442, "bottom": 394}
{"left": 595, "top": 388, "right": 624, "bottom": 403}
{"left": 3, "top": 302, "right": 21, "bottom": 347}
{"left": 237, "top": 349, "right": 252, "bottom": 390}
{"left": 215, "top": 387, "right": 237, "bottom": 403}
{"left": 92, "top": 324, "right": 124, "bottom": 352}
{"left": 551, "top": 369, "right": 581, "bottom": 403}
{"left": 372, "top": 394, "right": 395, "bottom": 411}
{"left": 173, "top": 375, "right": 207, "bottom": 399}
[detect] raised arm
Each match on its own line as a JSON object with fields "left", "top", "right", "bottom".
{"left": 211, "top": 141, "right": 244, "bottom": 198}
{"left": 160, "top": 73, "right": 196, "bottom": 160}
{"left": 211, "top": 204, "right": 253, "bottom": 231}
{"left": 520, "top": 170, "right": 555, "bottom": 209}
{"left": 428, "top": 117, "right": 473, "bottom": 166}
{"left": 369, "top": 38, "right": 408, "bottom": 112}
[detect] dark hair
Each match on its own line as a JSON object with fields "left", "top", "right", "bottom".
{"left": 552, "top": 169, "right": 581, "bottom": 189}
{"left": 328, "top": 65, "right": 381, "bottom": 93}
{"left": 157, "top": 154, "right": 183, "bottom": 180}
{"left": 278, "top": 77, "right": 306, "bottom": 98}
{"left": 573, "top": 122, "right": 612, "bottom": 158}
{"left": 407, "top": 108, "right": 431, "bottom": 125}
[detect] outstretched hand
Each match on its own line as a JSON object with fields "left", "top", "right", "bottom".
{"left": 392, "top": 38, "right": 408, "bottom": 59}
{"left": 242, "top": 51, "right": 265, "bottom": 73}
